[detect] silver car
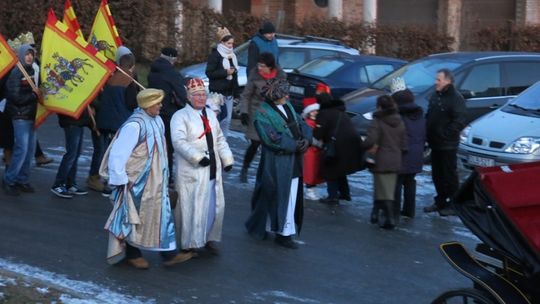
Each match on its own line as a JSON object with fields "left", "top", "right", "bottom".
{"left": 458, "top": 81, "right": 540, "bottom": 170}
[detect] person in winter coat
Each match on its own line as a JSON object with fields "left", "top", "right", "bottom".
{"left": 362, "top": 95, "right": 407, "bottom": 229}
{"left": 245, "top": 78, "right": 312, "bottom": 249}
{"left": 238, "top": 52, "right": 286, "bottom": 183}
{"left": 424, "top": 69, "right": 466, "bottom": 217}
{"left": 392, "top": 86, "right": 426, "bottom": 218}
{"left": 170, "top": 78, "right": 234, "bottom": 256}
{"left": 2, "top": 44, "right": 41, "bottom": 196}
{"left": 313, "top": 93, "right": 364, "bottom": 205}
{"left": 147, "top": 47, "right": 189, "bottom": 181}
{"left": 246, "top": 21, "right": 279, "bottom": 77}
{"left": 302, "top": 97, "right": 324, "bottom": 200}
{"left": 205, "top": 27, "right": 239, "bottom": 138}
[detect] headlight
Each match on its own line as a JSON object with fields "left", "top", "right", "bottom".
{"left": 504, "top": 137, "right": 540, "bottom": 154}
{"left": 460, "top": 125, "right": 471, "bottom": 144}
{"left": 362, "top": 111, "right": 373, "bottom": 120}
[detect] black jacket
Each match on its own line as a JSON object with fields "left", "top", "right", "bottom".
{"left": 205, "top": 48, "right": 239, "bottom": 97}
{"left": 57, "top": 109, "right": 91, "bottom": 128}
{"left": 147, "top": 57, "right": 188, "bottom": 118}
{"left": 425, "top": 84, "right": 466, "bottom": 150}
{"left": 314, "top": 98, "right": 364, "bottom": 179}
{"left": 5, "top": 64, "right": 38, "bottom": 121}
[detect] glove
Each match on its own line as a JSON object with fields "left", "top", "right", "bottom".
{"left": 199, "top": 157, "right": 210, "bottom": 167}
{"left": 224, "top": 165, "right": 233, "bottom": 172}
{"left": 240, "top": 113, "right": 250, "bottom": 126}
{"left": 296, "top": 139, "right": 309, "bottom": 153}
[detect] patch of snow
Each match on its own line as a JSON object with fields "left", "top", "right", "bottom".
{"left": 250, "top": 290, "right": 321, "bottom": 303}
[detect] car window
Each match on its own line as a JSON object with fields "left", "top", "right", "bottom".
{"left": 371, "top": 58, "right": 464, "bottom": 94}
{"left": 362, "top": 64, "right": 396, "bottom": 83}
{"left": 309, "top": 49, "right": 339, "bottom": 61}
{"left": 504, "top": 82, "right": 540, "bottom": 111}
{"left": 279, "top": 49, "right": 307, "bottom": 69}
{"left": 297, "top": 59, "right": 345, "bottom": 77}
{"left": 503, "top": 62, "right": 540, "bottom": 95}
{"left": 333, "top": 63, "right": 361, "bottom": 85}
{"left": 459, "top": 64, "right": 501, "bottom": 98}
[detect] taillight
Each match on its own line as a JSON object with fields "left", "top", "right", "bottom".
{"left": 315, "top": 83, "right": 331, "bottom": 94}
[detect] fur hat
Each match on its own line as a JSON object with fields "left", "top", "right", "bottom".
{"left": 160, "top": 47, "right": 178, "bottom": 58}
{"left": 390, "top": 77, "right": 407, "bottom": 94}
{"left": 137, "top": 89, "right": 164, "bottom": 109}
{"left": 187, "top": 78, "right": 206, "bottom": 94}
{"left": 302, "top": 97, "right": 319, "bottom": 117}
{"left": 217, "top": 26, "right": 231, "bottom": 41}
{"left": 261, "top": 78, "right": 289, "bottom": 101}
{"left": 391, "top": 89, "right": 414, "bottom": 105}
{"left": 260, "top": 21, "right": 276, "bottom": 34}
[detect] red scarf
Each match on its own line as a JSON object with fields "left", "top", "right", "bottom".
{"left": 198, "top": 114, "right": 212, "bottom": 139}
{"left": 259, "top": 69, "right": 277, "bottom": 80}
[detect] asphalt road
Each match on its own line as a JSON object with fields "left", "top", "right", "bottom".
{"left": 0, "top": 118, "right": 477, "bottom": 303}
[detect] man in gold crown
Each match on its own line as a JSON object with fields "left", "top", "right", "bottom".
{"left": 99, "top": 89, "right": 194, "bottom": 269}
{"left": 170, "top": 78, "right": 234, "bottom": 255}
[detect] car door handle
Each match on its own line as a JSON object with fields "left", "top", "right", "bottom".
{"left": 489, "top": 104, "right": 500, "bottom": 109}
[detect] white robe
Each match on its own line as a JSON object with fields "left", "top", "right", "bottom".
{"left": 170, "top": 105, "right": 234, "bottom": 249}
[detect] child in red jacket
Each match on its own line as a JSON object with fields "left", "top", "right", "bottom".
{"left": 302, "top": 97, "right": 324, "bottom": 200}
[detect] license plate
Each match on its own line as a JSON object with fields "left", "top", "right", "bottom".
{"left": 468, "top": 155, "right": 495, "bottom": 167}
{"left": 289, "top": 85, "right": 305, "bottom": 95}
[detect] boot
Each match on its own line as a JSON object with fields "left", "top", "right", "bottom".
{"left": 239, "top": 166, "right": 248, "bottom": 183}
{"left": 380, "top": 200, "right": 396, "bottom": 230}
{"left": 401, "top": 180, "right": 416, "bottom": 218}
{"left": 86, "top": 175, "right": 105, "bottom": 192}
{"left": 35, "top": 154, "right": 53, "bottom": 166}
{"left": 393, "top": 200, "right": 400, "bottom": 226}
{"left": 370, "top": 200, "right": 382, "bottom": 224}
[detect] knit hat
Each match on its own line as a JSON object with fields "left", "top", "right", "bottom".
{"left": 115, "top": 46, "right": 133, "bottom": 65}
{"left": 161, "top": 47, "right": 178, "bottom": 58}
{"left": 390, "top": 77, "right": 407, "bottom": 94}
{"left": 261, "top": 78, "right": 290, "bottom": 101}
{"left": 217, "top": 26, "right": 231, "bottom": 41}
{"left": 187, "top": 78, "right": 206, "bottom": 94}
{"left": 259, "top": 21, "right": 276, "bottom": 35}
{"left": 391, "top": 89, "right": 414, "bottom": 105}
{"left": 302, "top": 97, "right": 319, "bottom": 117}
{"left": 137, "top": 89, "right": 164, "bottom": 109}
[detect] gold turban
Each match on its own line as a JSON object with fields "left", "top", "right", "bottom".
{"left": 137, "top": 89, "right": 164, "bottom": 109}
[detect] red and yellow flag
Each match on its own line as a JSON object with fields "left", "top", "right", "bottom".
{"left": 39, "top": 9, "right": 115, "bottom": 121}
{"left": 0, "top": 33, "right": 17, "bottom": 80}
{"left": 88, "top": 0, "right": 122, "bottom": 61}
{"left": 63, "top": 0, "right": 84, "bottom": 38}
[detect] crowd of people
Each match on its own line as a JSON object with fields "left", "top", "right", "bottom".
{"left": 0, "top": 21, "right": 467, "bottom": 268}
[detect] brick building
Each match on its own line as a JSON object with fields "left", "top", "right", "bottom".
{"left": 186, "top": 0, "right": 540, "bottom": 50}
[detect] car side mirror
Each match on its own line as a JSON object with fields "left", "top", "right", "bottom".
{"left": 459, "top": 90, "right": 475, "bottom": 99}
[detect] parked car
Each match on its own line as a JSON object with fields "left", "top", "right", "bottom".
{"left": 458, "top": 81, "right": 540, "bottom": 170}
{"left": 287, "top": 54, "right": 406, "bottom": 112}
{"left": 179, "top": 34, "right": 360, "bottom": 90}
{"left": 343, "top": 52, "right": 540, "bottom": 138}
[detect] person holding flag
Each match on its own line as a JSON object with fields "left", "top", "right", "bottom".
{"left": 2, "top": 44, "right": 41, "bottom": 196}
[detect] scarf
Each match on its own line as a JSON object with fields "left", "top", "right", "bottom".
{"left": 259, "top": 69, "right": 277, "bottom": 80}
{"left": 217, "top": 43, "right": 239, "bottom": 81}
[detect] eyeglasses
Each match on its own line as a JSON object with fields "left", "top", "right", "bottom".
{"left": 191, "top": 93, "right": 207, "bottom": 98}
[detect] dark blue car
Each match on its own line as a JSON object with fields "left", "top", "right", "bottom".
{"left": 287, "top": 54, "right": 407, "bottom": 112}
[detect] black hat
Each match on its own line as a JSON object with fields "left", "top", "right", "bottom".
{"left": 260, "top": 21, "right": 276, "bottom": 34}
{"left": 161, "top": 47, "right": 178, "bottom": 57}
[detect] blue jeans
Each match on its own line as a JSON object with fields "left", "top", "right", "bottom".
{"left": 54, "top": 126, "right": 84, "bottom": 186}
{"left": 3, "top": 119, "right": 36, "bottom": 185}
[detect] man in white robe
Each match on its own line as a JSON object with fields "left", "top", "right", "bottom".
{"left": 171, "top": 78, "right": 234, "bottom": 255}
{"left": 100, "top": 89, "right": 193, "bottom": 269}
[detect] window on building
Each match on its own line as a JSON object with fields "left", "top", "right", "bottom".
{"left": 314, "top": 0, "right": 328, "bottom": 8}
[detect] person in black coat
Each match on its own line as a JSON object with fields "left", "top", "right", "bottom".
{"left": 147, "top": 47, "right": 189, "bottom": 182}
{"left": 392, "top": 88, "right": 426, "bottom": 218}
{"left": 424, "top": 68, "right": 466, "bottom": 216}
{"left": 313, "top": 93, "right": 364, "bottom": 204}
{"left": 205, "top": 26, "right": 239, "bottom": 137}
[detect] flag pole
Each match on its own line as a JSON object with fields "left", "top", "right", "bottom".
{"left": 16, "top": 62, "right": 38, "bottom": 91}
{"left": 115, "top": 66, "right": 145, "bottom": 90}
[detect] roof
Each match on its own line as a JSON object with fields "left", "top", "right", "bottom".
{"left": 428, "top": 51, "right": 540, "bottom": 62}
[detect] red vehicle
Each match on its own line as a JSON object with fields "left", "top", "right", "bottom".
{"left": 432, "top": 162, "right": 540, "bottom": 304}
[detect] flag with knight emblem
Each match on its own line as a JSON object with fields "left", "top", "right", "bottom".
{"left": 0, "top": 33, "right": 17, "bottom": 80}
{"left": 63, "top": 0, "right": 84, "bottom": 38}
{"left": 88, "top": 0, "right": 122, "bottom": 61}
{"left": 40, "top": 9, "right": 115, "bottom": 119}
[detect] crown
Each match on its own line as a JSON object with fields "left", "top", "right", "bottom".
{"left": 217, "top": 26, "right": 231, "bottom": 41}
{"left": 7, "top": 32, "right": 35, "bottom": 51}
{"left": 187, "top": 78, "right": 206, "bottom": 94}
{"left": 390, "top": 77, "right": 407, "bottom": 94}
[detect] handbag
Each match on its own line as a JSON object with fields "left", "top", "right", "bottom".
{"left": 323, "top": 113, "right": 342, "bottom": 162}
